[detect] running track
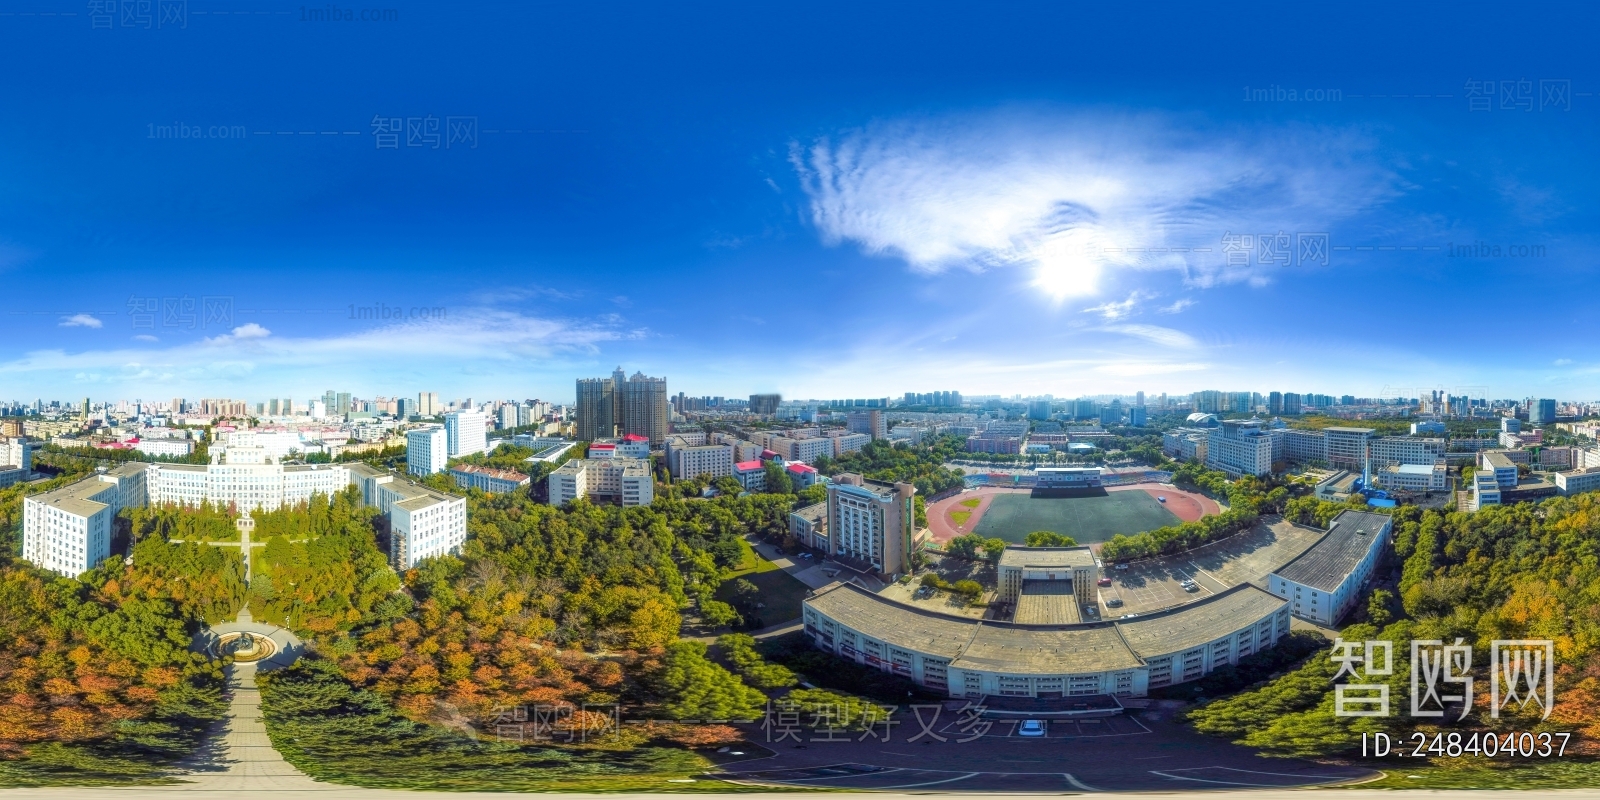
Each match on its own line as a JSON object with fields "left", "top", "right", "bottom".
{"left": 926, "top": 484, "right": 1220, "bottom": 545}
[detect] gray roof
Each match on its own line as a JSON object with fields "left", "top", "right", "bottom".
{"left": 1271, "top": 510, "right": 1390, "bottom": 592}
{"left": 805, "top": 580, "right": 1286, "bottom": 676}
{"left": 998, "top": 546, "right": 1096, "bottom": 570}
{"left": 1483, "top": 451, "right": 1517, "bottom": 469}
{"left": 1116, "top": 584, "right": 1286, "bottom": 656}
{"left": 1013, "top": 581, "right": 1081, "bottom": 625}
{"left": 1324, "top": 427, "right": 1376, "bottom": 434}
{"left": 791, "top": 502, "right": 827, "bottom": 523}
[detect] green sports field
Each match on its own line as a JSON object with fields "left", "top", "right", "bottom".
{"left": 973, "top": 491, "right": 1182, "bottom": 544}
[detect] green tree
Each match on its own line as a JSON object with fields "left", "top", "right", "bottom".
{"left": 656, "top": 641, "right": 766, "bottom": 720}
{"left": 1024, "top": 531, "right": 1077, "bottom": 547}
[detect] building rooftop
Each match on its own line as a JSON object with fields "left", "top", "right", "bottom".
{"left": 734, "top": 460, "right": 763, "bottom": 471}
{"left": 1116, "top": 583, "right": 1288, "bottom": 656}
{"left": 786, "top": 462, "right": 817, "bottom": 474}
{"left": 1013, "top": 581, "right": 1082, "bottom": 625}
{"left": 792, "top": 502, "right": 827, "bottom": 523}
{"left": 1324, "top": 427, "right": 1377, "bottom": 434}
{"left": 805, "top": 580, "right": 1285, "bottom": 675}
{"left": 622, "top": 434, "right": 649, "bottom": 443}
{"left": 998, "top": 546, "right": 1097, "bottom": 570}
{"left": 451, "top": 464, "right": 530, "bottom": 483}
{"left": 1271, "top": 510, "right": 1390, "bottom": 592}
{"left": 1483, "top": 451, "right": 1517, "bottom": 470}
{"left": 1394, "top": 463, "right": 1437, "bottom": 475}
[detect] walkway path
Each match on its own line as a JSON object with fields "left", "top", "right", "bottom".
{"left": 178, "top": 606, "right": 319, "bottom": 790}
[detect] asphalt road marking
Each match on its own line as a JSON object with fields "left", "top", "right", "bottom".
{"left": 877, "top": 772, "right": 980, "bottom": 789}
{"left": 1166, "top": 766, "right": 1368, "bottom": 780}
{"left": 1063, "top": 772, "right": 1102, "bottom": 791}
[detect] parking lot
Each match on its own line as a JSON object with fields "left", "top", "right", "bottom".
{"left": 1098, "top": 517, "right": 1328, "bottom": 616}
{"left": 714, "top": 707, "right": 1375, "bottom": 792}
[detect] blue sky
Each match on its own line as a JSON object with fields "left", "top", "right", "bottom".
{"left": 2, "top": 1, "right": 1597, "bottom": 404}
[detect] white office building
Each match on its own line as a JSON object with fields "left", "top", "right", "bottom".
{"left": 349, "top": 463, "right": 468, "bottom": 568}
{"left": 21, "top": 464, "right": 148, "bottom": 577}
{"left": 1367, "top": 436, "right": 1445, "bottom": 467}
{"left": 148, "top": 462, "right": 351, "bottom": 512}
{"left": 1480, "top": 451, "right": 1519, "bottom": 489}
{"left": 1267, "top": 511, "right": 1391, "bottom": 627}
{"left": 1555, "top": 468, "right": 1600, "bottom": 496}
{"left": 665, "top": 436, "right": 735, "bottom": 480}
{"left": 444, "top": 410, "right": 488, "bottom": 457}
{"left": 406, "top": 425, "right": 448, "bottom": 476}
{"left": 826, "top": 474, "right": 916, "bottom": 577}
{"left": 1376, "top": 461, "right": 1448, "bottom": 493}
{"left": 548, "top": 458, "right": 654, "bottom": 506}
{"left": 1206, "top": 420, "right": 1274, "bottom": 477}
{"left": 1, "top": 436, "right": 34, "bottom": 472}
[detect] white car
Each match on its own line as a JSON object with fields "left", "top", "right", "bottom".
{"left": 1018, "top": 719, "right": 1046, "bottom": 737}
{"left": 1115, "top": 563, "right": 1129, "bottom": 571}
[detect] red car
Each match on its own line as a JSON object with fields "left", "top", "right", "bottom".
{"left": 1097, "top": 576, "right": 1112, "bottom": 586}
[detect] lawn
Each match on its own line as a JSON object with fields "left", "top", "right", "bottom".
{"left": 973, "top": 491, "right": 1180, "bottom": 544}
{"left": 958, "top": 498, "right": 982, "bottom": 508}
{"left": 715, "top": 542, "right": 810, "bottom": 629}
{"left": 949, "top": 511, "right": 972, "bottom": 526}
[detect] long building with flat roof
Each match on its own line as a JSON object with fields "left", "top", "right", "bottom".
{"left": 802, "top": 580, "right": 1289, "bottom": 699}
{"left": 1266, "top": 509, "right": 1390, "bottom": 626}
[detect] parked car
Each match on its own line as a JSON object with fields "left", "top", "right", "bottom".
{"left": 1097, "top": 576, "right": 1112, "bottom": 586}
{"left": 1115, "top": 563, "right": 1129, "bottom": 571}
{"left": 1106, "top": 597, "right": 1123, "bottom": 607}
{"left": 1157, "top": 496, "right": 1167, "bottom": 503}
{"left": 1182, "top": 582, "right": 1199, "bottom": 592}
{"left": 1018, "top": 719, "right": 1047, "bottom": 737}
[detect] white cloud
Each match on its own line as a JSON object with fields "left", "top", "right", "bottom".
{"left": 792, "top": 110, "right": 1397, "bottom": 301}
{"left": 1100, "top": 324, "right": 1199, "bottom": 349}
{"left": 1159, "top": 298, "right": 1197, "bottom": 314}
{"left": 1082, "top": 291, "right": 1151, "bottom": 321}
{"left": 133, "top": 334, "right": 159, "bottom": 342}
{"left": 60, "top": 314, "right": 103, "bottom": 328}
{"left": 1554, "top": 358, "right": 1573, "bottom": 366}
{"left": 0, "top": 309, "right": 625, "bottom": 393}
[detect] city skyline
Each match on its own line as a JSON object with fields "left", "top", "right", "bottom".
{"left": 2, "top": 4, "right": 1598, "bottom": 399}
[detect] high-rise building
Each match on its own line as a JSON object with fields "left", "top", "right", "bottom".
{"left": 22, "top": 464, "right": 146, "bottom": 577}
{"left": 417, "top": 392, "right": 439, "bottom": 416}
{"left": 825, "top": 474, "right": 916, "bottom": 578}
{"left": 406, "top": 426, "right": 448, "bottom": 476}
{"left": 323, "top": 390, "right": 337, "bottom": 414}
{"left": 336, "top": 392, "right": 352, "bottom": 416}
{"left": 619, "top": 371, "right": 669, "bottom": 446}
{"left": 749, "top": 393, "right": 782, "bottom": 416}
{"left": 1027, "top": 400, "right": 1052, "bottom": 420}
{"left": 397, "top": 398, "right": 415, "bottom": 419}
{"left": 848, "top": 409, "right": 887, "bottom": 440}
{"left": 575, "top": 378, "right": 616, "bottom": 442}
{"left": 443, "top": 410, "right": 488, "bottom": 457}
{"left": 1268, "top": 391, "right": 1283, "bottom": 415}
{"left": 1531, "top": 398, "right": 1557, "bottom": 425}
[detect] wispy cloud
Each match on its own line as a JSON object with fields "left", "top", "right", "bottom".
{"left": 59, "top": 314, "right": 103, "bottom": 328}
{"left": 1554, "top": 358, "right": 1573, "bottom": 366}
{"left": 792, "top": 110, "right": 1398, "bottom": 301}
{"left": 1, "top": 309, "right": 627, "bottom": 393}
{"left": 1158, "top": 298, "right": 1197, "bottom": 314}
{"left": 1082, "top": 290, "right": 1151, "bottom": 320}
{"left": 1100, "top": 324, "right": 1199, "bottom": 349}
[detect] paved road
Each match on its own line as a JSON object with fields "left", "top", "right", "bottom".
{"left": 176, "top": 606, "right": 315, "bottom": 790}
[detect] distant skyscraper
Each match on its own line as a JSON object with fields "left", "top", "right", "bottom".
{"left": 1268, "top": 391, "right": 1283, "bottom": 415}
{"left": 1135, "top": 391, "right": 1145, "bottom": 407}
{"left": 397, "top": 398, "right": 415, "bottom": 419}
{"left": 749, "top": 393, "right": 781, "bottom": 416}
{"left": 336, "top": 392, "right": 351, "bottom": 416}
{"left": 323, "top": 390, "right": 336, "bottom": 413}
{"left": 1531, "top": 398, "right": 1557, "bottom": 425}
{"left": 619, "top": 371, "right": 669, "bottom": 446}
{"left": 575, "top": 378, "right": 617, "bottom": 442}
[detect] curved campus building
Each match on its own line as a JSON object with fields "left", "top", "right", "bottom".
{"left": 802, "top": 579, "right": 1290, "bottom": 699}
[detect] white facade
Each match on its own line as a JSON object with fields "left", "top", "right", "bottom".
{"left": 347, "top": 463, "right": 470, "bottom": 569}
{"left": 1555, "top": 468, "right": 1600, "bottom": 496}
{"left": 826, "top": 475, "right": 915, "bottom": 576}
{"left": 548, "top": 458, "right": 653, "bottom": 506}
{"left": 0, "top": 436, "right": 33, "bottom": 471}
{"left": 666, "top": 437, "right": 735, "bottom": 480}
{"left": 406, "top": 426, "right": 447, "bottom": 476}
{"left": 1279, "top": 428, "right": 1327, "bottom": 464}
{"left": 1206, "top": 420, "right": 1273, "bottom": 477}
{"left": 1267, "top": 511, "right": 1390, "bottom": 627}
{"left": 804, "top": 581, "right": 1288, "bottom": 699}
{"left": 1367, "top": 436, "right": 1445, "bottom": 467}
{"left": 1376, "top": 461, "right": 1447, "bottom": 493}
{"left": 21, "top": 464, "right": 147, "bottom": 577}
{"left": 1480, "top": 451, "right": 1519, "bottom": 489}
{"left": 1472, "top": 471, "right": 1502, "bottom": 510}
{"left": 148, "top": 462, "right": 350, "bottom": 512}
{"left": 449, "top": 464, "right": 530, "bottom": 493}
{"left": 444, "top": 410, "right": 488, "bottom": 457}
